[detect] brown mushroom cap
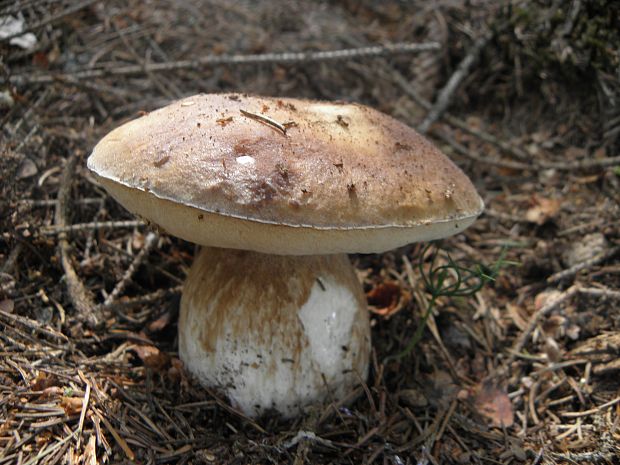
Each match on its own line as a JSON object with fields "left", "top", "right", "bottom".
{"left": 88, "top": 93, "right": 483, "bottom": 254}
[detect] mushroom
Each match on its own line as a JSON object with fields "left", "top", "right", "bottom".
{"left": 87, "top": 93, "right": 483, "bottom": 418}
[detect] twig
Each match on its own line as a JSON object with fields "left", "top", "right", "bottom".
{"left": 10, "top": 42, "right": 440, "bottom": 85}
{"left": 93, "top": 407, "right": 135, "bottom": 462}
{"left": 418, "top": 30, "right": 495, "bottom": 134}
{"left": 21, "top": 431, "right": 78, "bottom": 465}
{"left": 484, "top": 208, "right": 528, "bottom": 223}
{"left": 14, "top": 123, "right": 39, "bottom": 153}
{"left": 540, "top": 155, "right": 620, "bottom": 170}
{"left": 433, "top": 399, "right": 457, "bottom": 446}
{"left": 534, "top": 359, "right": 589, "bottom": 374}
{"left": 3, "top": 87, "right": 50, "bottom": 138}
{"left": 529, "top": 380, "right": 540, "bottom": 425}
{"left": 509, "top": 285, "right": 579, "bottom": 361}
{"left": 75, "top": 371, "right": 91, "bottom": 450}
{"left": 16, "top": 198, "right": 104, "bottom": 208}
{"left": 560, "top": 396, "right": 620, "bottom": 418}
{"left": 240, "top": 110, "right": 287, "bottom": 135}
{"left": 98, "top": 286, "right": 182, "bottom": 311}
{"left": 41, "top": 220, "right": 145, "bottom": 235}
{"left": 557, "top": 219, "right": 607, "bottom": 237}
{"left": 81, "top": 199, "right": 107, "bottom": 264}
{"left": 55, "top": 154, "right": 98, "bottom": 327}
{"left": 1, "top": 242, "right": 23, "bottom": 275}
{"left": 546, "top": 246, "right": 618, "bottom": 284}
{"left": 0, "top": 309, "right": 69, "bottom": 343}
{"left": 124, "top": 402, "right": 171, "bottom": 441}
{"left": 203, "top": 387, "right": 267, "bottom": 434}
{"left": 578, "top": 286, "right": 620, "bottom": 299}
{"left": 111, "top": 19, "right": 180, "bottom": 100}
{"left": 103, "top": 231, "right": 158, "bottom": 306}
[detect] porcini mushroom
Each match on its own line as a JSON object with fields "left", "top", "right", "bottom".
{"left": 87, "top": 93, "right": 483, "bottom": 418}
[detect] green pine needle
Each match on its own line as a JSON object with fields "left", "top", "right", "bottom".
{"left": 389, "top": 243, "right": 514, "bottom": 361}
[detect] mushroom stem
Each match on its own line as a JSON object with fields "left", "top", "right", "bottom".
{"left": 179, "top": 246, "right": 370, "bottom": 418}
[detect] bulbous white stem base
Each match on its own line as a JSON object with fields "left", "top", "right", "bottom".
{"left": 178, "top": 247, "right": 370, "bottom": 418}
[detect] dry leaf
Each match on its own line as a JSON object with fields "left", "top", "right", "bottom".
{"left": 132, "top": 344, "right": 169, "bottom": 371}
{"left": 525, "top": 196, "right": 561, "bottom": 225}
{"left": 148, "top": 311, "right": 173, "bottom": 332}
{"left": 30, "top": 372, "right": 58, "bottom": 391}
{"left": 168, "top": 357, "right": 189, "bottom": 389}
{"left": 534, "top": 289, "right": 562, "bottom": 311}
{"left": 473, "top": 381, "right": 514, "bottom": 427}
{"left": 60, "top": 396, "right": 83, "bottom": 415}
{"left": 506, "top": 304, "right": 528, "bottom": 331}
{"left": 541, "top": 314, "right": 566, "bottom": 337}
{"left": 366, "top": 281, "right": 410, "bottom": 317}
{"left": 35, "top": 430, "right": 53, "bottom": 448}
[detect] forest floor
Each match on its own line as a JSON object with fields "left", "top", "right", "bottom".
{"left": 1, "top": 1, "right": 619, "bottom": 464}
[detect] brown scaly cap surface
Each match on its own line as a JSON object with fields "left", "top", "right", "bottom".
{"left": 88, "top": 93, "right": 483, "bottom": 254}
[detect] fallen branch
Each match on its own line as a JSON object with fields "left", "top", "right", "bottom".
{"left": 10, "top": 41, "right": 440, "bottom": 85}
{"left": 55, "top": 154, "right": 99, "bottom": 327}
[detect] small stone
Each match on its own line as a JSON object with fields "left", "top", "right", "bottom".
{"left": 16, "top": 158, "right": 38, "bottom": 179}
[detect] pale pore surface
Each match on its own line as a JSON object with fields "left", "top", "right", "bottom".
{"left": 99, "top": 179, "right": 478, "bottom": 255}
{"left": 179, "top": 247, "right": 370, "bottom": 417}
